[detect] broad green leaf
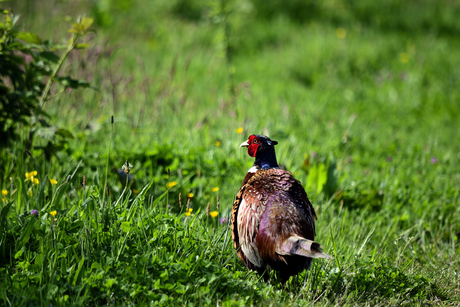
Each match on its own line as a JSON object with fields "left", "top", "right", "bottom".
{"left": 0, "top": 202, "right": 12, "bottom": 236}
{"left": 175, "top": 282, "right": 187, "bottom": 294}
{"left": 55, "top": 128, "right": 75, "bottom": 139}
{"left": 90, "top": 262, "right": 101, "bottom": 271}
{"left": 80, "top": 17, "right": 94, "bottom": 31}
{"left": 164, "top": 283, "right": 175, "bottom": 290}
{"left": 316, "top": 163, "right": 327, "bottom": 194}
{"left": 175, "top": 288, "right": 187, "bottom": 294}
{"left": 35, "top": 253, "right": 44, "bottom": 266}
{"left": 57, "top": 76, "right": 90, "bottom": 89}
{"left": 11, "top": 13, "right": 19, "bottom": 26}
{"left": 68, "top": 17, "right": 93, "bottom": 34}
{"left": 306, "top": 163, "right": 318, "bottom": 190}
{"left": 35, "top": 127, "right": 57, "bottom": 140}
{"left": 105, "top": 278, "right": 117, "bottom": 288}
{"left": 75, "top": 43, "right": 90, "bottom": 49}
{"left": 306, "top": 163, "right": 328, "bottom": 194}
{"left": 68, "top": 26, "right": 79, "bottom": 34}
{"left": 17, "top": 218, "right": 35, "bottom": 250}
{"left": 39, "top": 51, "right": 60, "bottom": 63}
{"left": 14, "top": 249, "right": 23, "bottom": 259}
{"left": 17, "top": 32, "right": 42, "bottom": 44}
{"left": 160, "top": 270, "right": 169, "bottom": 281}
{"left": 324, "top": 162, "right": 339, "bottom": 196}
{"left": 120, "top": 221, "right": 131, "bottom": 232}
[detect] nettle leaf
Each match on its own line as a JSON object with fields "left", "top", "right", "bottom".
{"left": 17, "top": 32, "right": 42, "bottom": 44}
{"left": 35, "top": 126, "right": 58, "bottom": 140}
{"left": 39, "top": 51, "right": 60, "bottom": 63}
{"left": 68, "top": 17, "right": 94, "bottom": 35}
{"left": 33, "top": 141, "right": 65, "bottom": 161}
{"left": 57, "top": 76, "right": 90, "bottom": 89}
{"left": 55, "top": 128, "right": 74, "bottom": 139}
{"left": 43, "top": 40, "right": 62, "bottom": 50}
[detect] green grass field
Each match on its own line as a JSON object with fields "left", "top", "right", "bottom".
{"left": 1, "top": 0, "right": 459, "bottom": 305}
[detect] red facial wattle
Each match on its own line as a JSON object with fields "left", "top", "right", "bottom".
{"left": 248, "top": 143, "right": 259, "bottom": 157}
{"left": 247, "top": 135, "right": 260, "bottom": 157}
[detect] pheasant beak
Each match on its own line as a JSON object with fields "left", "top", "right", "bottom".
{"left": 239, "top": 140, "right": 249, "bottom": 148}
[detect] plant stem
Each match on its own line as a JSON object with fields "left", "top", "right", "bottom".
{"left": 220, "top": 0, "right": 234, "bottom": 97}
{"left": 102, "top": 116, "right": 114, "bottom": 210}
{"left": 38, "top": 33, "right": 80, "bottom": 110}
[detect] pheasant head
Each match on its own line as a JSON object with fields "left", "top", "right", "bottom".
{"left": 240, "top": 135, "right": 279, "bottom": 171}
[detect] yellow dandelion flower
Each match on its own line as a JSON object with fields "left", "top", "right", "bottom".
{"left": 26, "top": 171, "right": 38, "bottom": 180}
{"left": 1, "top": 190, "right": 7, "bottom": 196}
{"left": 49, "top": 179, "right": 58, "bottom": 185}
{"left": 215, "top": 141, "right": 221, "bottom": 147}
{"left": 187, "top": 193, "right": 194, "bottom": 198}
{"left": 236, "top": 127, "right": 243, "bottom": 134}
{"left": 2, "top": 198, "right": 7, "bottom": 202}
{"left": 336, "top": 28, "right": 346, "bottom": 39}
{"left": 50, "top": 210, "right": 57, "bottom": 217}
{"left": 26, "top": 171, "right": 38, "bottom": 183}
{"left": 210, "top": 211, "right": 218, "bottom": 218}
{"left": 184, "top": 208, "right": 193, "bottom": 216}
{"left": 166, "top": 181, "right": 178, "bottom": 189}
{"left": 212, "top": 187, "right": 219, "bottom": 192}
{"left": 399, "top": 52, "right": 409, "bottom": 63}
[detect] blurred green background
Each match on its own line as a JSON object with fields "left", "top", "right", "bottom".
{"left": 8, "top": 0, "right": 460, "bottom": 188}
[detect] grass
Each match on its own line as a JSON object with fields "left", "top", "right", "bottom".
{"left": 1, "top": 0, "right": 459, "bottom": 305}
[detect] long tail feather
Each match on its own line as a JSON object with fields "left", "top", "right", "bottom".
{"left": 276, "top": 235, "right": 333, "bottom": 259}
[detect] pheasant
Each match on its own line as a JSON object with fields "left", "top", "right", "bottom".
{"left": 231, "top": 134, "right": 332, "bottom": 284}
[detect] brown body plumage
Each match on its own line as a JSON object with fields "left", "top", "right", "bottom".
{"left": 231, "top": 135, "right": 331, "bottom": 284}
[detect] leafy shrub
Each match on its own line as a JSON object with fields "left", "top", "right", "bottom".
{"left": 0, "top": 12, "right": 45, "bottom": 146}
{"left": 0, "top": 10, "right": 92, "bottom": 160}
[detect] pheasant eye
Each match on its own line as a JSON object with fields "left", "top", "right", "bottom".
{"left": 253, "top": 139, "right": 259, "bottom": 144}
